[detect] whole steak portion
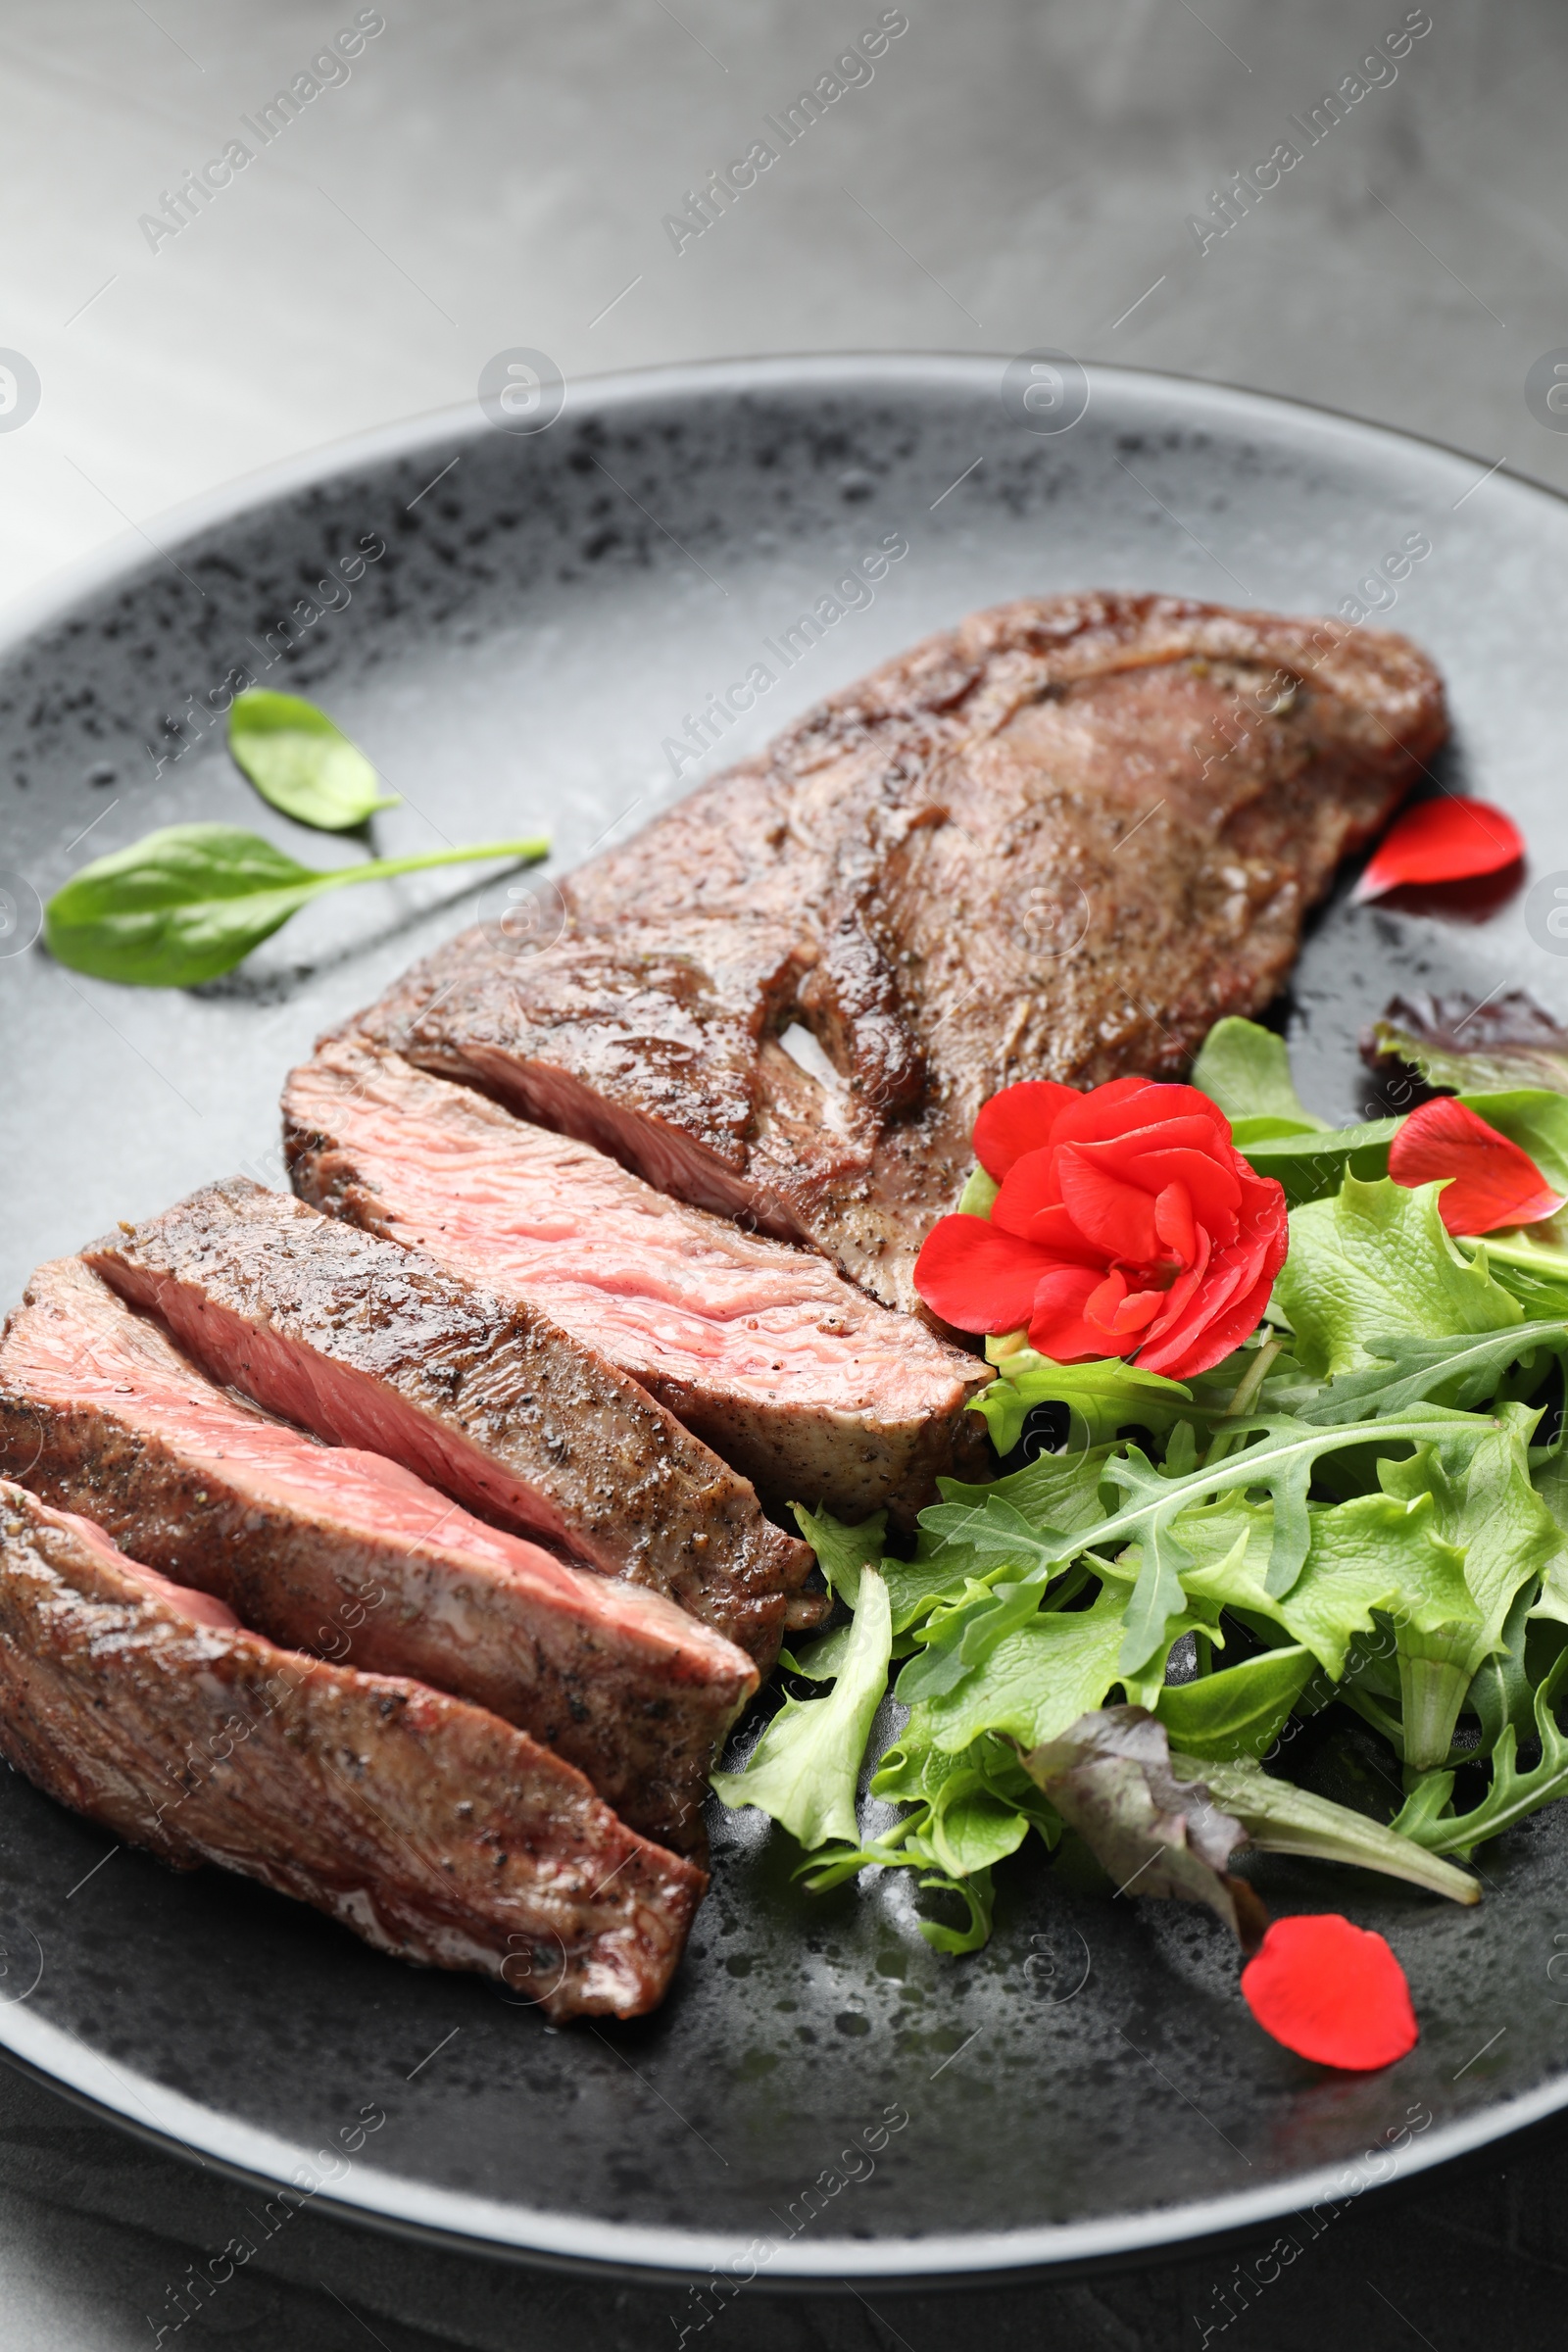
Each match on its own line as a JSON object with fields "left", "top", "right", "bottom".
{"left": 85, "top": 1180, "right": 817, "bottom": 1668}
{"left": 284, "top": 1036, "right": 990, "bottom": 1525}
{"left": 354, "top": 594, "right": 1447, "bottom": 1312}
{"left": 0, "top": 1256, "right": 756, "bottom": 1853}
{"left": 0, "top": 1482, "right": 706, "bottom": 2021}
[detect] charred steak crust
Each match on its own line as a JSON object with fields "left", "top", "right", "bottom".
{"left": 283, "top": 1035, "right": 991, "bottom": 1525}
{"left": 351, "top": 593, "right": 1447, "bottom": 1312}
{"left": 0, "top": 1256, "right": 757, "bottom": 1853}
{"left": 83, "top": 1180, "right": 817, "bottom": 1667}
{"left": 0, "top": 1481, "right": 706, "bottom": 2021}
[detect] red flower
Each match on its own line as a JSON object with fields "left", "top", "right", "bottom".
{"left": 1242, "top": 1914, "right": 1418, "bottom": 2071}
{"left": 1352, "top": 797, "right": 1524, "bottom": 901}
{"left": 1389, "top": 1096, "right": 1564, "bottom": 1235}
{"left": 913, "top": 1076, "right": 1289, "bottom": 1380}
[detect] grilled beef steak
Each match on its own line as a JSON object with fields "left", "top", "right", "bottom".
{"left": 84, "top": 1179, "right": 817, "bottom": 1666}
{"left": 284, "top": 1036, "right": 990, "bottom": 1522}
{"left": 353, "top": 594, "right": 1446, "bottom": 1311}
{"left": 0, "top": 1481, "right": 705, "bottom": 2020}
{"left": 0, "top": 1256, "right": 756, "bottom": 1851}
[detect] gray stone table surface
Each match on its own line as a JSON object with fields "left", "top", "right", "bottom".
{"left": 5, "top": 0, "right": 1568, "bottom": 2342}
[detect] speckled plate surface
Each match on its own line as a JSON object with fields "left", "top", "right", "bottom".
{"left": 1, "top": 356, "right": 1567, "bottom": 2283}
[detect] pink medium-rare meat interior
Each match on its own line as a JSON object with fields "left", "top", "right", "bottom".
{"left": 286, "top": 1039, "right": 982, "bottom": 1425}
{"left": 41, "top": 1498, "right": 241, "bottom": 1632}
{"left": 90, "top": 1247, "right": 583, "bottom": 1556}
{"left": 5, "top": 1256, "right": 727, "bottom": 1668}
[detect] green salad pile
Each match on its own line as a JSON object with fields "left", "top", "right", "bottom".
{"left": 712, "top": 1013, "right": 1568, "bottom": 1949}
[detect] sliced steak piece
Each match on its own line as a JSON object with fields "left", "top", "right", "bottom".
{"left": 0, "top": 1480, "right": 705, "bottom": 2020}
{"left": 0, "top": 1256, "right": 756, "bottom": 1852}
{"left": 284, "top": 1037, "right": 991, "bottom": 1524}
{"left": 84, "top": 1179, "right": 817, "bottom": 1668}
{"left": 354, "top": 594, "right": 1447, "bottom": 1312}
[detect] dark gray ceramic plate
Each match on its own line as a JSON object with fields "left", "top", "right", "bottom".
{"left": 2, "top": 356, "right": 1567, "bottom": 2284}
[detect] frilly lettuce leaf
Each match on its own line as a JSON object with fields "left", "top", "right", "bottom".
{"left": 711, "top": 1569, "right": 892, "bottom": 1848}
{"left": 1274, "top": 1174, "right": 1521, "bottom": 1378}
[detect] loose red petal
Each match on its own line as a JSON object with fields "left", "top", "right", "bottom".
{"left": 972, "top": 1082, "right": 1082, "bottom": 1179}
{"left": 1353, "top": 797, "right": 1524, "bottom": 901}
{"left": 1388, "top": 1096, "right": 1565, "bottom": 1235}
{"left": 1242, "top": 1915, "right": 1418, "bottom": 2071}
{"left": 912, "top": 1214, "right": 1057, "bottom": 1334}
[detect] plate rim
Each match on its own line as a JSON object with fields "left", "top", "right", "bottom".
{"left": 5, "top": 349, "right": 1568, "bottom": 2283}
{"left": 4, "top": 349, "right": 1563, "bottom": 667}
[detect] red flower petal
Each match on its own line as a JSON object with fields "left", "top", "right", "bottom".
{"left": 1051, "top": 1079, "right": 1196, "bottom": 1148}
{"left": 1055, "top": 1146, "right": 1162, "bottom": 1262}
{"left": 1241, "top": 1915, "right": 1418, "bottom": 2071}
{"left": 972, "top": 1081, "right": 1082, "bottom": 1179}
{"left": 1388, "top": 1096, "right": 1565, "bottom": 1235}
{"left": 1353, "top": 798, "right": 1524, "bottom": 901}
{"left": 1027, "top": 1264, "right": 1126, "bottom": 1362}
{"left": 912, "top": 1214, "right": 1058, "bottom": 1334}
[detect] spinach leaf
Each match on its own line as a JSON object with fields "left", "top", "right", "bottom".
{"left": 710, "top": 1568, "right": 892, "bottom": 1848}
{"left": 1274, "top": 1174, "right": 1521, "bottom": 1377}
{"left": 44, "top": 823, "right": 549, "bottom": 988}
{"left": 228, "top": 689, "right": 397, "bottom": 830}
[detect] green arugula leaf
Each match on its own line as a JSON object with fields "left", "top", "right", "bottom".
{"left": 1529, "top": 1425, "right": 1568, "bottom": 1629}
{"left": 710, "top": 1568, "right": 892, "bottom": 1848}
{"left": 1393, "top": 1650, "right": 1568, "bottom": 1856}
{"left": 227, "top": 689, "right": 398, "bottom": 830}
{"left": 1274, "top": 1175, "right": 1521, "bottom": 1378}
{"left": 968, "top": 1350, "right": 1193, "bottom": 1455}
{"left": 903, "top": 1446, "right": 1114, "bottom": 1631}
{"left": 1153, "top": 1644, "right": 1314, "bottom": 1762}
{"left": 44, "top": 823, "right": 549, "bottom": 989}
{"left": 1190, "top": 1015, "right": 1326, "bottom": 1134}
{"left": 1296, "top": 1322, "right": 1568, "bottom": 1425}
{"left": 928, "top": 1400, "right": 1512, "bottom": 1680}
{"left": 1099, "top": 1447, "right": 1200, "bottom": 1665}
{"left": 1184, "top": 1752, "right": 1478, "bottom": 1902}
{"left": 792, "top": 1504, "right": 886, "bottom": 1607}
